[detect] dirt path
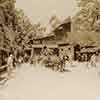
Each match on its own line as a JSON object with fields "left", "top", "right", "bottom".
{"left": 0, "top": 63, "right": 100, "bottom": 100}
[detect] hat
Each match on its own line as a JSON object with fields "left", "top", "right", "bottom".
{"left": 10, "top": 54, "right": 13, "bottom": 57}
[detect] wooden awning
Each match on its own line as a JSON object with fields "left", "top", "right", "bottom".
{"left": 32, "top": 44, "right": 58, "bottom": 49}
{"left": 57, "top": 42, "right": 70, "bottom": 47}
{"left": 81, "top": 47, "right": 100, "bottom": 53}
{"left": 32, "top": 45, "right": 44, "bottom": 48}
{"left": 46, "top": 45, "right": 58, "bottom": 48}
{"left": 33, "top": 33, "right": 55, "bottom": 40}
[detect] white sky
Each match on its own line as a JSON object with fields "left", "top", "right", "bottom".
{"left": 15, "top": 0, "right": 77, "bottom": 25}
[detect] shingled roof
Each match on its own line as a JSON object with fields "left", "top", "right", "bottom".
{"left": 32, "top": 33, "right": 55, "bottom": 40}
{"left": 53, "top": 16, "right": 71, "bottom": 32}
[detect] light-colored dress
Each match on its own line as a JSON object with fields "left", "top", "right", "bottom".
{"left": 7, "top": 56, "right": 13, "bottom": 74}
{"left": 90, "top": 55, "right": 96, "bottom": 67}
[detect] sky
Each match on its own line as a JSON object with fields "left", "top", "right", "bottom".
{"left": 15, "top": 0, "right": 77, "bottom": 25}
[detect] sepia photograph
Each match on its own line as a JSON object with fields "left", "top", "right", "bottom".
{"left": 0, "top": 0, "right": 100, "bottom": 100}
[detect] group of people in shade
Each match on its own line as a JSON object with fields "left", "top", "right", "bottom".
{"left": 5, "top": 47, "right": 99, "bottom": 79}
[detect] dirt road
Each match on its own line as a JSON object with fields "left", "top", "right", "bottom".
{"left": 0, "top": 63, "right": 100, "bottom": 100}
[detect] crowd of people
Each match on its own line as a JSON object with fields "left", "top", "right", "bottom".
{"left": 2, "top": 47, "right": 69, "bottom": 78}
{"left": 0, "top": 46, "right": 100, "bottom": 82}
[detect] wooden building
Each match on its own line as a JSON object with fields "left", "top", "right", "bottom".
{"left": 66, "top": 32, "right": 100, "bottom": 61}
{"left": 31, "top": 17, "right": 71, "bottom": 45}
{"left": 25, "top": 17, "right": 72, "bottom": 57}
{"left": 52, "top": 17, "right": 71, "bottom": 42}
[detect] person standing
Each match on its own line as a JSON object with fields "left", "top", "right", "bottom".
{"left": 92, "top": 54, "right": 96, "bottom": 67}
{"left": 59, "top": 49, "right": 66, "bottom": 72}
{"left": 7, "top": 54, "right": 14, "bottom": 79}
{"left": 89, "top": 54, "right": 96, "bottom": 68}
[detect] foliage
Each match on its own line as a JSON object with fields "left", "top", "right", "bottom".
{"left": 14, "top": 9, "right": 47, "bottom": 48}
{"left": 49, "top": 15, "right": 61, "bottom": 30}
{"left": 0, "top": 0, "right": 17, "bottom": 49}
{"left": 73, "top": 0, "right": 100, "bottom": 32}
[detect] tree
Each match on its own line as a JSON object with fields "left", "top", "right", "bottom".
{"left": 14, "top": 9, "right": 47, "bottom": 48}
{"left": 0, "top": 0, "right": 16, "bottom": 49}
{"left": 73, "top": 0, "right": 100, "bottom": 32}
{"left": 49, "top": 15, "right": 61, "bottom": 30}
{"left": 0, "top": 0, "right": 47, "bottom": 49}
